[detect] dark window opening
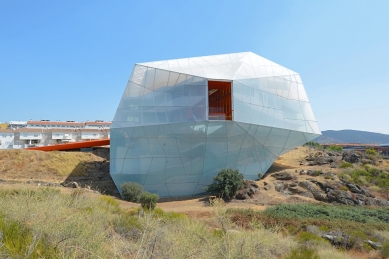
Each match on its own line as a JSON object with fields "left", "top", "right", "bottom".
{"left": 208, "top": 80, "right": 232, "bottom": 120}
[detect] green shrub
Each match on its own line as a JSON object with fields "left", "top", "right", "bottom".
{"left": 140, "top": 192, "right": 159, "bottom": 210}
{"left": 121, "top": 182, "right": 144, "bottom": 202}
{"left": 366, "top": 148, "right": 378, "bottom": 156}
{"left": 326, "top": 145, "right": 343, "bottom": 152}
{"left": 341, "top": 168, "right": 389, "bottom": 188}
{"left": 284, "top": 246, "right": 319, "bottom": 259}
{"left": 339, "top": 186, "right": 349, "bottom": 191}
{"left": 381, "top": 242, "right": 389, "bottom": 258}
{"left": 305, "top": 141, "right": 323, "bottom": 150}
{"left": 0, "top": 216, "right": 58, "bottom": 258}
{"left": 206, "top": 168, "right": 244, "bottom": 199}
{"left": 153, "top": 208, "right": 187, "bottom": 220}
{"left": 263, "top": 204, "right": 389, "bottom": 224}
{"left": 339, "top": 162, "right": 352, "bottom": 168}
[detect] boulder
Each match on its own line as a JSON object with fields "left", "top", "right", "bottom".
{"left": 244, "top": 179, "right": 259, "bottom": 188}
{"left": 298, "top": 181, "right": 328, "bottom": 201}
{"left": 275, "top": 182, "right": 287, "bottom": 192}
{"left": 361, "top": 188, "right": 375, "bottom": 198}
{"left": 367, "top": 240, "right": 382, "bottom": 249}
{"left": 342, "top": 151, "right": 361, "bottom": 163}
{"left": 314, "top": 156, "right": 335, "bottom": 165}
{"left": 346, "top": 183, "right": 363, "bottom": 194}
{"left": 271, "top": 172, "right": 293, "bottom": 180}
{"left": 327, "top": 190, "right": 356, "bottom": 205}
{"left": 311, "top": 180, "right": 336, "bottom": 193}
{"left": 235, "top": 190, "right": 250, "bottom": 200}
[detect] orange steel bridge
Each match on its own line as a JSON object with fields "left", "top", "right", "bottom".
{"left": 25, "top": 139, "right": 110, "bottom": 151}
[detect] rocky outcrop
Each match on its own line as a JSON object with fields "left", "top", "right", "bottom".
{"left": 235, "top": 180, "right": 260, "bottom": 200}
{"left": 298, "top": 181, "right": 328, "bottom": 201}
{"left": 327, "top": 190, "right": 356, "bottom": 205}
{"left": 271, "top": 174, "right": 389, "bottom": 206}
{"left": 342, "top": 151, "right": 362, "bottom": 163}
{"left": 305, "top": 151, "right": 340, "bottom": 166}
{"left": 271, "top": 172, "right": 293, "bottom": 180}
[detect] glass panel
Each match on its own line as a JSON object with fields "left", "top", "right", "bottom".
{"left": 154, "top": 69, "right": 170, "bottom": 91}
{"left": 158, "top": 124, "right": 173, "bottom": 137}
{"left": 144, "top": 174, "right": 165, "bottom": 184}
{"left": 254, "top": 126, "right": 272, "bottom": 145}
{"left": 227, "top": 134, "right": 245, "bottom": 151}
{"left": 165, "top": 158, "right": 185, "bottom": 174}
{"left": 148, "top": 137, "right": 166, "bottom": 157}
{"left": 131, "top": 65, "right": 147, "bottom": 86}
{"left": 176, "top": 137, "right": 192, "bottom": 157}
{"left": 264, "top": 128, "right": 290, "bottom": 147}
{"left": 158, "top": 137, "right": 179, "bottom": 157}
{"left": 144, "top": 67, "right": 156, "bottom": 90}
{"left": 284, "top": 119, "right": 307, "bottom": 132}
{"left": 166, "top": 107, "right": 182, "bottom": 123}
{"left": 206, "top": 121, "right": 227, "bottom": 137}
{"left": 148, "top": 158, "right": 166, "bottom": 174}
{"left": 284, "top": 131, "right": 307, "bottom": 149}
{"left": 167, "top": 71, "right": 180, "bottom": 87}
{"left": 125, "top": 138, "right": 151, "bottom": 158}
{"left": 110, "top": 159, "right": 124, "bottom": 174}
{"left": 144, "top": 184, "right": 170, "bottom": 197}
{"left": 167, "top": 183, "right": 197, "bottom": 197}
{"left": 300, "top": 101, "right": 316, "bottom": 121}
{"left": 250, "top": 104, "right": 263, "bottom": 125}
{"left": 191, "top": 137, "right": 206, "bottom": 157}
{"left": 121, "top": 158, "right": 152, "bottom": 174}
{"left": 282, "top": 99, "right": 305, "bottom": 120}
{"left": 191, "top": 157, "right": 205, "bottom": 174}
{"left": 226, "top": 121, "right": 245, "bottom": 137}
{"left": 234, "top": 101, "right": 251, "bottom": 124}
{"left": 233, "top": 81, "right": 243, "bottom": 102}
{"left": 205, "top": 138, "right": 228, "bottom": 155}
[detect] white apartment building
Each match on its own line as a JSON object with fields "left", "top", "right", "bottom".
{"left": 0, "top": 130, "right": 14, "bottom": 149}
{"left": 0, "top": 120, "right": 111, "bottom": 149}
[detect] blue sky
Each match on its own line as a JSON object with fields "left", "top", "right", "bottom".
{"left": 1, "top": 1, "right": 388, "bottom": 133}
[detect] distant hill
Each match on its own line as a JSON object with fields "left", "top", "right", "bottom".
{"left": 315, "top": 130, "right": 389, "bottom": 144}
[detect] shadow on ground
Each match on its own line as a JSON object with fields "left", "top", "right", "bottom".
{"left": 62, "top": 148, "right": 120, "bottom": 197}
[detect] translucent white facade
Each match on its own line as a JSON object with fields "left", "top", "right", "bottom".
{"left": 111, "top": 52, "right": 321, "bottom": 197}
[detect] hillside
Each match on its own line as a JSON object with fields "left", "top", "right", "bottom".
{"left": 1, "top": 147, "right": 389, "bottom": 258}
{"left": 315, "top": 129, "right": 389, "bottom": 144}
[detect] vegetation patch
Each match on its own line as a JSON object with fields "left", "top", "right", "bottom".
{"left": 263, "top": 204, "right": 389, "bottom": 224}
{"left": 206, "top": 168, "right": 244, "bottom": 199}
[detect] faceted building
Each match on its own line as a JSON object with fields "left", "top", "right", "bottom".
{"left": 110, "top": 52, "right": 321, "bottom": 197}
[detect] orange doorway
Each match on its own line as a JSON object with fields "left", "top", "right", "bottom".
{"left": 208, "top": 80, "right": 232, "bottom": 120}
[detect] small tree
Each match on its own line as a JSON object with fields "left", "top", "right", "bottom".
{"left": 206, "top": 168, "right": 244, "bottom": 200}
{"left": 120, "top": 182, "right": 144, "bottom": 202}
{"left": 140, "top": 192, "right": 159, "bottom": 210}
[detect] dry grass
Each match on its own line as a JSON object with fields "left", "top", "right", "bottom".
{"left": 0, "top": 150, "right": 105, "bottom": 181}
{"left": 0, "top": 186, "right": 298, "bottom": 259}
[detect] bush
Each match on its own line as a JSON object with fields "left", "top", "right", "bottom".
{"left": 284, "top": 246, "right": 319, "bottom": 259}
{"left": 305, "top": 141, "right": 323, "bottom": 150}
{"left": 121, "top": 182, "right": 144, "bottom": 202}
{"left": 326, "top": 145, "right": 343, "bottom": 152}
{"left": 140, "top": 192, "right": 159, "bottom": 210}
{"left": 339, "top": 162, "right": 352, "bottom": 168}
{"left": 205, "top": 168, "right": 244, "bottom": 199}
{"left": 366, "top": 148, "right": 378, "bottom": 156}
{"left": 381, "top": 242, "right": 389, "bottom": 258}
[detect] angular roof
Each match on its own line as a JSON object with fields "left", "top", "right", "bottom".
{"left": 138, "top": 52, "right": 297, "bottom": 80}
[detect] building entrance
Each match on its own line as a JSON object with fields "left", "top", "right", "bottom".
{"left": 208, "top": 80, "right": 232, "bottom": 120}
